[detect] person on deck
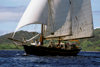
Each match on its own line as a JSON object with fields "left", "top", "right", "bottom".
{"left": 31, "top": 40, "right": 38, "bottom": 46}
{"left": 49, "top": 41, "right": 54, "bottom": 47}
{"left": 56, "top": 43, "right": 61, "bottom": 48}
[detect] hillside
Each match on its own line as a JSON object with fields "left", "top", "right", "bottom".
{"left": 79, "top": 28, "right": 100, "bottom": 51}
{"left": 0, "top": 28, "right": 100, "bottom": 51}
{"left": 0, "top": 30, "right": 38, "bottom": 44}
{"left": 0, "top": 31, "right": 38, "bottom": 50}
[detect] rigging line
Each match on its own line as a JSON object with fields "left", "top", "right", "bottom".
{"left": 26, "top": 34, "right": 40, "bottom": 42}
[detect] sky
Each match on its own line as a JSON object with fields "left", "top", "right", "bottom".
{"left": 0, "top": 0, "right": 100, "bottom": 36}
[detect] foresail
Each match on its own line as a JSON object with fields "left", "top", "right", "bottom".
{"left": 15, "top": 0, "right": 48, "bottom": 32}
{"left": 62, "top": 0, "right": 93, "bottom": 40}
{"left": 44, "top": 0, "right": 72, "bottom": 38}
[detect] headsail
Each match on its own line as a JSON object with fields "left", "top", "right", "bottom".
{"left": 15, "top": 0, "right": 48, "bottom": 32}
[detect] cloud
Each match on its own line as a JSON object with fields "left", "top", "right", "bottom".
{"left": 0, "top": 30, "right": 10, "bottom": 36}
{"left": 0, "top": 6, "right": 25, "bottom": 12}
{"left": 0, "top": 31, "right": 4, "bottom": 35}
{"left": 0, "top": 0, "right": 30, "bottom": 22}
{"left": 0, "top": 6, "right": 26, "bottom": 22}
{"left": 0, "top": 12, "right": 22, "bottom": 22}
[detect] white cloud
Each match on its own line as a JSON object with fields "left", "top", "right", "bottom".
{"left": 0, "top": 11, "right": 22, "bottom": 22}
{"left": 0, "top": 6, "right": 25, "bottom": 12}
{"left": 0, "top": 30, "right": 12, "bottom": 36}
{"left": 0, "top": 6, "right": 25, "bottom": 22}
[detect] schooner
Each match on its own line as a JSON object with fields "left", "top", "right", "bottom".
{"left": 9, "top": 0, "right": 93, "bottom": 56}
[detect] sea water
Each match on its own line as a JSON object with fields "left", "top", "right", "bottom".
{"left": 0, "top": 50, "right": 100, "bottom": 67}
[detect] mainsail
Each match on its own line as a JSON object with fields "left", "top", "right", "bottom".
{"left": 45, "top": 0, "right": 93, "bottom": 40}
{"left": 62, "top": 0, "right": 93, "bottom": 40}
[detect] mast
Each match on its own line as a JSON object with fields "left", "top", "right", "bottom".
{"left": 40, "top": 24, "right": 44, "bottom": 45}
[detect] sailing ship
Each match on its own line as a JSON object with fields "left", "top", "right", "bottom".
{"left": 9, "top": 0, "right": 94, "bottom": 56}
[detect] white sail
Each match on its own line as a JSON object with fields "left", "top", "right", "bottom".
{"left": 62, "top": 0, "right": 93, "bottom": 40}
{"left": 45, "top": 0, "right": 93, "bottom": 40}
{"left": 15, "top": 0, "right": 48, "bottom": 32}
{"left": 14, "top": 0, "right": 93, "bottom": 40}
{"left": 45, "top": 0, "right": 72, "bottom": 37}
{"left": 15, "top": 0, "right": 71, "bottom": 37}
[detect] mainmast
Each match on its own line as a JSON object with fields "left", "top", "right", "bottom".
{"left": 40, "top": 24, "right": 44, "bottom": 45}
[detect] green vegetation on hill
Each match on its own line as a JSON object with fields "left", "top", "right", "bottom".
{"left": 79, "top": 28, "right": 100, "bottom": 51}
{"left": 0, "top": 28, "right": 100, "bottom": 51}
{"left": 0, "top": 30, "right": 38, "bottom": 50}
{"left": 0, "top": 30, "right": 38, "bottom": 44}
{"left": 0, "top": 44, "right": 23, "bottom": 50}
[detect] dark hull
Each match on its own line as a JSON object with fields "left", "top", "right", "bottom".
{"left": 23, "top": 45, "right": 81, "bottom": 56}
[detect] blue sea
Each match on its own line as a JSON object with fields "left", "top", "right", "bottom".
{"left": 0, "top": 50, "right": 100, "bottom": 67}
